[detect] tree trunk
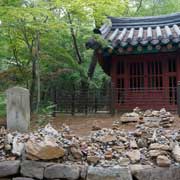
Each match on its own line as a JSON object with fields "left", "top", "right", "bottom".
{"left": 35, "top": 31, "right": 40, "bottom": 113}
{"left": 88, "top": 50, "right": 98, "bottom": 79}
{"left": 30, "top": 58, "right": 36, "bottom": 112}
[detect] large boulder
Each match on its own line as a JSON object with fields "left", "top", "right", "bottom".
{"left": 25, "top": 136, "right": 65, "bottom": 160}
{"left": 0, "top": 160, "right": 20, "bottom": 177}
{"left": 44, "top": 164, "right": 80, "bottom": 180}
{"left": 87, "top": 166, "right": 132, "bottom": 180}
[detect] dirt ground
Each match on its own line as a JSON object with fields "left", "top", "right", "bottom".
{"left": 31, "top": 113, "right": 180, "bottom": 137}
{"left": 1, "top": 113, "right": 180, "bottom": 137}
{"left": 49, "top": 114, "right": 136, "bottom": 136}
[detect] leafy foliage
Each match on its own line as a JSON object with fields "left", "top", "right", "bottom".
{"left": 0, "top": 0, "right": 179, "bottom": 116}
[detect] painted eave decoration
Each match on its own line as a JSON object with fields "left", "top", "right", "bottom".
{"left": 96, "top": 13, "right": 180, "bottom": 55}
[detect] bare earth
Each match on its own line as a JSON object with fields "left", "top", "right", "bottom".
{"left": 31, "top": 113, "right": 180, "bottom": 137}
{"left": 1, "top": 113, "right": 180, "bottom": 137}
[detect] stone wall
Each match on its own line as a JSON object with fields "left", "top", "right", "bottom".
{"left": 0, "top": 160, "right": 180, "bottom": 180}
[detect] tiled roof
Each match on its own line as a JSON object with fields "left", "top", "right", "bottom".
{"left": 97, "top": 13, "right": 180, "bottom": 49}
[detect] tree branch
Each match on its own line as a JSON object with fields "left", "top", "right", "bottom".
{"left": 136, "top": 0, "right": 143, "bottom": 13}
{"left": 67, "top": 12, "right": 83, "bottom": 64}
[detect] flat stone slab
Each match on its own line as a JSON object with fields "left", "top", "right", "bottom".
{"left": 6, "top": 86, "right": 30, "bottom": 132}
{"left": 132, "top": 166, "right": 180, "bottom": 180}
{"left": 121, "top": 117, "right": 139, "bottom": 123}
{"left": 44, "top": 164, "right": 80, "bottom": 180}
{"left": 144, "top": 117, "right": 161, "bottom": 127}
{"left": 0, "top": 160, "right": 20, "bottom": 177}
{"left": 87, "top": 166, "right": 133, "bottom": 180}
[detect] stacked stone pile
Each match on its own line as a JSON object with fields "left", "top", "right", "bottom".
{"left": 113, "top": 107, "right": 175, "bottom": 128}
{"left": 143, "top": 108, "right": 175, "bottom": 128}
{"left": 1, "top": 122, "right": 180, "bottom": 169}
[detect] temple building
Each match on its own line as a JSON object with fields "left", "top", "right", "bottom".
{"left": 92, "top": 13, "right": 180, "bottom": 111}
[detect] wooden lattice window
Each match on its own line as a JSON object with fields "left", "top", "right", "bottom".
{"left": 129, "top": 62, "right": 144, "bottom": 90}
{"left": 117, "top": 78, "right": 125, "bottom": 103}
{"left": 168, "top": 59, "right": 176, "bottom": 72}
{"left": 116, "top": 61, "right": 125, "bottom": 104}
{"left": 147, "top": 61, "right": 163, "bottom": 89}
{"left": 117, "top": 61, "right": 125, "bottom": 75}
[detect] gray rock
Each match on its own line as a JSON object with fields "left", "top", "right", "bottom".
{"left": 173, "top": 144, "right": 180, "bottom": 162}
{"left": 156, "top": 155, "right": 171, "bottom": 167}
{"left": 20, "top": 160, "right": 51, "bottom": 180}
{"left": 0, "top": 160, "right": 20, "bottom": 177}
{"left": 44, "top": 164, "right": 80, "bottom": 180}
{"left": 132, "top": 166, "right": 180, "bottom": 180}
{"left": 87, "top": 166, "right": 132, "bottom": 180}
{"left": 126, "top": 150, "right": 141, "bottom": 163}
{"left": 144, "top": 117, "right": 161, "bottom": 127}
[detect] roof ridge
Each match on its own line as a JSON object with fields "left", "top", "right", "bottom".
{"left": 109, "top": 12, "right": 180, "bottom": 22}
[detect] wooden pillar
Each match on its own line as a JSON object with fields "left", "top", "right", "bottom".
{"left": 162, "top": 54, "right": 169, "bottom": 108}
{"left": 176, "top": 53, "right": 180, "bottom": 82}
{"left": 144, "top": 54, "right": 148, "bottom": 88}
{"left": 177, "top": 81, "right": 180, "bottom": 117}
{"left": 110, "top": 56, "right": 117, "bottom": 112}
{"left": 109, "top": 82, "right": 115, "bottom": 116}
{"left": 124, "top": 60, "right": 129, "bottom": 89}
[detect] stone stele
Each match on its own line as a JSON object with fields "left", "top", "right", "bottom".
{"left": 6, "top": 87, "right": 30, "bottom": 132}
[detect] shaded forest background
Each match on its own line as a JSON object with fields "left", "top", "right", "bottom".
{"left": 0, "top": 0, "right": 180, "bottom": 117}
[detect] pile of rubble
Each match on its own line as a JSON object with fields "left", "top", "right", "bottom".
{"left": 0, "top": 118, "right": 180, "bottom": 168}
{"left": 113, "top": 107, "right": 175, "bottom": 128}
